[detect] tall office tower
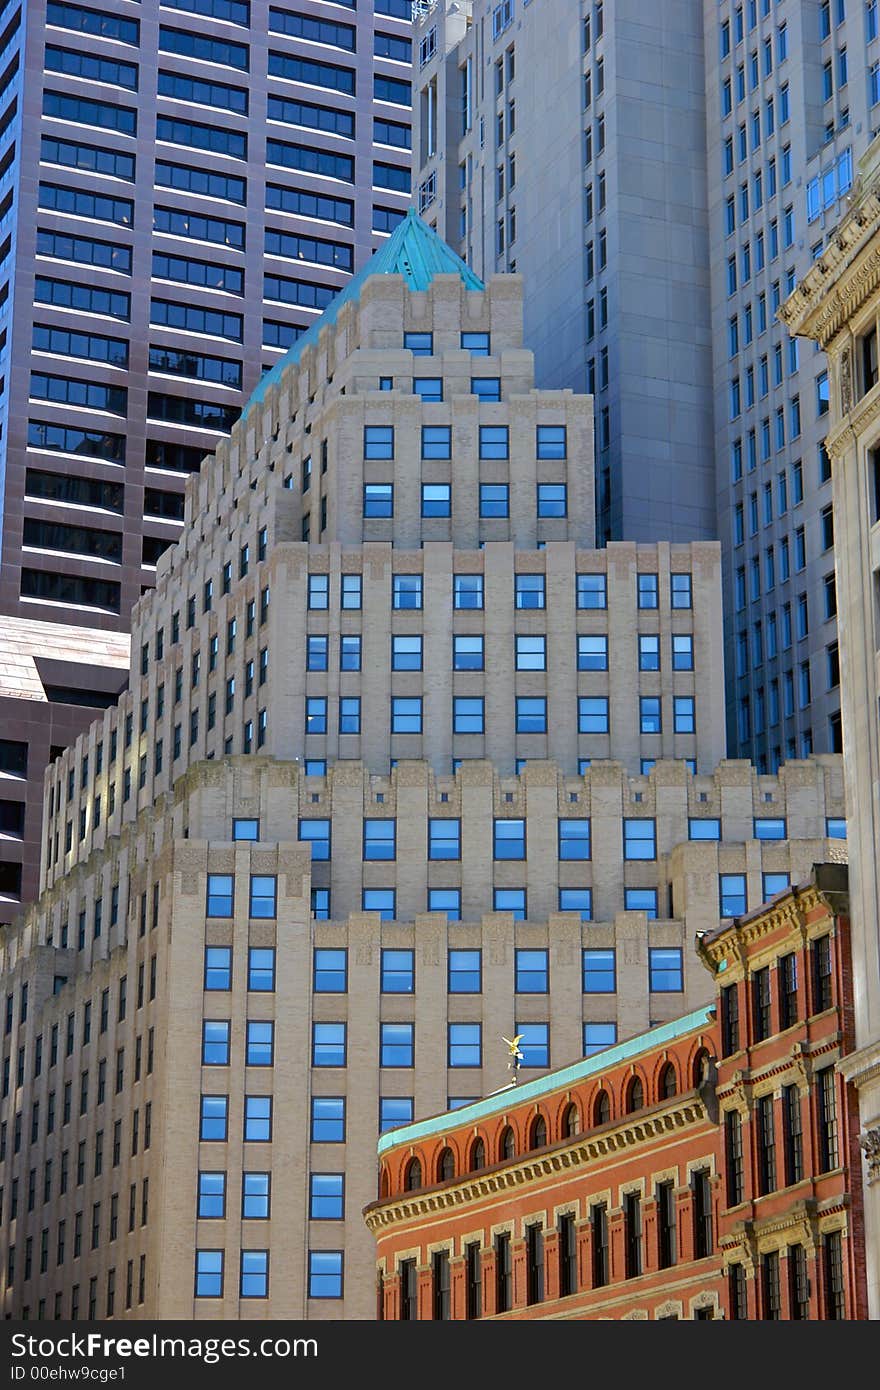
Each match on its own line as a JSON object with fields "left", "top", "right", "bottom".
{"left": 782, "top": 133, "right": 880, "bottom": 1318}
{"left": 0, "top": 216, "right": 847, "bottom": 1319}
{"left": 414, "top": 0, "right": 880, "bottom": 766}
{"left": 0, "top": 617, "right": 129, "bottom": 926}
{"left": 0, "top": 0, "right": 414, "bottom": 924}
{"left": 411, "top": 0, "right": 718, "bottom": 548}
{"left": 705, "top": 0, "right": 876, "bottom": 770}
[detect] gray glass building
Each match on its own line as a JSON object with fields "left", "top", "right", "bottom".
{"left": 414, "top": 0, "right": 880, "bottom": 768}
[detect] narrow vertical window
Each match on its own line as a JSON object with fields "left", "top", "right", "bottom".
{"left": 752, "top": 966, "right": 771, "bottom": 1041}
{"left": 656, "top": 1181, "right": 676, "bottom": 1269}
{"left": 782, "top": 1084, "right": 803, "bottom": 1186}
{"left": 591, "top": 1202, "right": 609, "bottom": 1288}
{"left": 824, "top": 1231, "right": 845, "bottom": 1319}
{"left": 526, "top": 1224, "right": 544, "bottom": 1305}
{"left": 729, "top": 1262, "right": 748, "bottom": 1319}
{"left": 692, "top": 1168, "right": 713, "bottom": 1257}
{"left": 725, "top": 1110, "right": 744, "bottom": 1206}
{"left": 465, "top": 1242, "right": 481, "bottom": 1318}
{"left": 788, "top": 1244, "right": 809, "bottom": 1320}
{"left": 432, "top": 1251, "right": 450, "bottom": 1321}
{"left": 762, "top": 1250, "right": 781, "bottom": 1319}
{"left": 757, "top": 1093, "right": 777, "bottom": 1194}
{"left": 558, "top": 1214, "right": 577, "bottom": 1297}
{"left": 811, "top": 935, "right": 833, "bottom": 1013}
{"left": 399, "top": 1259, "right": 417, "bottom": 1321}
{"left": 816, "top": 1068, "right": 839, "bottom": 1172}
{"left": 778, "top": 952, "right": 798, "bottom": 1030}
{"left": 495, "top": 1232, "right": 512, "bottom": 1312}
{"left": 623, "top": 1192, "right": 642, "bottom": 1278}
{"left": 721, "top": 983, "right": 740, "bottom": 1056}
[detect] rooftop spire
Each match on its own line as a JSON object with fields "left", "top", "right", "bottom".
{"left": 246, "top": 210, "right": 485, "bottom": 415}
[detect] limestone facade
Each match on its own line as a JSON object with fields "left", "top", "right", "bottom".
{"left": 781, "top": 133, "right": 880, "bottom": 1318}
{"left": 0, "top": 756, "right": 847, "bottom": 1319}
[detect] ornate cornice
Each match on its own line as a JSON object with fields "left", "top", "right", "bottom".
{"left": 364, "top": 1097, "right": 712, "bottom": 1234}
{"left": 823, "top": 382, "right": 880, "bottom": 463}
{"left": 698, "top": 886, "right": 825, "bottom": 974}
{"left": 779, "top": 192, "right": 880, "bottom": 345}
{"left": 837, "top": 1036, "right": 880, "bottom": 1090}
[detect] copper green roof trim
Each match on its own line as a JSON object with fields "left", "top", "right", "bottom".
{"left": 244, "top": 209, "right": 485, "bottom": 417}
{"left": 376, "top": 1005, "right": 716, "bottom": 1156}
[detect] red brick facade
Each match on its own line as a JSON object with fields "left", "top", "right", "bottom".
{"left": 365, "top": 864, "right": 867, "bottom": 1320}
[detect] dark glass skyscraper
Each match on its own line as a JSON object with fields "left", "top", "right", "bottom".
{"left": 0, "top": 0, "right": 412, "bottom": 922}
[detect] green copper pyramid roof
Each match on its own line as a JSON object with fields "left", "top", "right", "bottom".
{"left": 244, "top": 210, "right": 485, "bottom": 417}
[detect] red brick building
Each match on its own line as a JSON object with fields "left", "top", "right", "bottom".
{"left": 365, "top": 864, "right": 866, "bottom": 1320}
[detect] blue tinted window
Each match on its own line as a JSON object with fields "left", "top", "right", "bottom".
{"left": 197, "top": 1172, "right": 225, "bottom": 1218}
{"left": 559, "top": 888, "right": 592, "bottom": 920}
{"left": 242, "top": 1172, "right": 270, "bottom": 1219}
{"left": 247, "top": 948, "right": 275, "bottom": 992}
{"left": 448, "top": 950, "right": 481, "bottom": 993}
{"left": 314, "top": 950, "right": 347, "bottom": 993}
{"left": 379, "top": 1097, "right": 413, "bottom": 1133}
{"left": 583, "top": 1022, "right": 616, "bottom": 1057}
{"left": 516, "top": 1023, "right": 549, "bottom": 1068}
{"left": 206, "top": 875, "right": 233, "bottom": 917}
{"left": 309, "top": 1173, "right": 344, "bottom": 1220}
{"left": 308, "top": 1251, "right": 343, "bottom": 1298}
{"left": 310, "top": 1096, "right": 345, "bottom": 1142}
{"left": 448, "top": 1023, "right": 481, "bottom": 1067}
{"left": 204, "top": 947, "right": 231, "bottom": 990}
{"left": 380, "top": 1022, "right": 414, "bottom": 1067}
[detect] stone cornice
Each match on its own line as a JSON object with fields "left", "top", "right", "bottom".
{"left": 717, "top": 1039, "right": 842, "bottom": 1109}
{"left": 823, "top": 383, "right": 880, "bottom": 461}
{"left": 364, "top": 1096, "right": 712, "bottom": 1234}
{"left": 837, "top": 1036, "right": 880, "bottom": 1090}
{"left": 698, "top": 885, "right": 827, "bottom": 974}
{"left": 779, "top": 191, "right": 880, "bottom": 344}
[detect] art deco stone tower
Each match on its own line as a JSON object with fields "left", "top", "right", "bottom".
{"left": 0, "top": 214, "right": 844, "bottom": 1320}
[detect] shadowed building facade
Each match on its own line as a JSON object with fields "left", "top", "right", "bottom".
{"left": 412, "top": 0, "right": 880, "bottom": 768}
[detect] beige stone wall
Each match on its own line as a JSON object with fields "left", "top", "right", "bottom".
{"left": 0, "top": 754, "right": 845, "bottom": 1319}
{"left": 40, "top": 535, "right": 725, "bottom": 895}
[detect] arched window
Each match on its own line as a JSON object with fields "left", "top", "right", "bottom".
{"left": 626, "top": 1076, "right": 644, "bottom": 1113}
{"left": 659, "top": 1063, "right": 678, "bottom": 1099}
{"left": 437, "top": 1147, "right": 455, "bottom": 1182}
{"left": 594, "top": 1090, "right": 611, "bottom": 1126}
{"left": 380, "top": 1170, "right": 390, "bottom": 1199}
{"left": 530, "top": 1114, "right": 547, "bottom": 1150}
{"left": 692, "top": 1048, "right": 711, "bottom": 1088}
{"left": 563, "top": 1102, "right": 580, "bottom": 1138}
{"left": 404, "top": 1157, "right": 422, "bottom": 1191}
{"left": 500, "top": 1125, "right": 516, "bottom": 1161}
{"left": 470, "top": 1137, "right": 486, "bottom": 1172}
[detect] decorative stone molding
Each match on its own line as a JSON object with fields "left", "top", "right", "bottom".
{"left": 698, "top": 884, "right": 826, "bottom": 973}
{"left": 365, "top": 1096, "right": 712, "bottom": 1233}
{"left": 655, "top": 1300, "right": 683, "bottom": 1320}
{"left": 690, "top": 1291, "right": 718, "bottom": 1312}
{"left": 779, "top": 193, "right": 880, "bottom": 343}
{"left": 858, "top": 1127, "right": 880, "bottom": 1186}
{"left": 840, "top": 345, "right": 853, "bottom": 414}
